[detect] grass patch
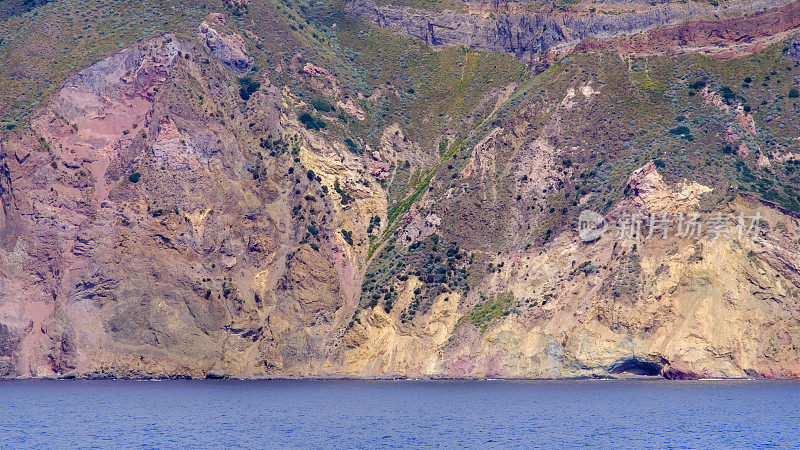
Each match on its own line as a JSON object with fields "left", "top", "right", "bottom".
{"left": 459, "top": 292, "right": 514, "bottom": 333}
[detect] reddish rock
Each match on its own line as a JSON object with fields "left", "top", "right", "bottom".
{"left": 576, "top": 0, "right": 800, "bottom": 59}
{"left": 206, "top": 13, "right": 226, "bottom": 25}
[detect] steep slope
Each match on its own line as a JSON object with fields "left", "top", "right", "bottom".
{"left": 1, "top": 0, "right": 800, "bottom": 379}
{"left": 0, "top": 15, "right": 372, "bottom": 377}
{"left": 348, "top": 0, "right": 800, "bottom": 69}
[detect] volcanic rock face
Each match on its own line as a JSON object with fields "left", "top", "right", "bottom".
{"left": 1, "top": 34, "right": 190, "bottom": 378}
{"left": 31, "top": 35, "right": 185, "bottom": 205}
{"left": 0, "top": 29, "right": 359, "bottom": 378}
{"left": 789, "top": 35, "right": 800, "bottom": 63}
{"left": 347, "top": 0, "right": 800, "bottom": 68}
{"left": 625, "top": 162, "right": 712, "bottom": 214}
{"left": 198, "top": 20, "right": 251, "bottom": 74}
{"left": 578, "top": 0, "right": 800, "bottom": 58}
{"left": 347, "top": 0, "right": 692, "bottom": 67}
{"left": 2, "top": 3, "right": 800, "bottom": 380}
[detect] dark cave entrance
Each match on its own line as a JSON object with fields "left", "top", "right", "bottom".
{"left": 609, "top": 358, "right": 663, "bottom": 376}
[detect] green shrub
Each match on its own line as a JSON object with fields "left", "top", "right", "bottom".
{"left": 238, "top": 77, "right": 260, "bottom": 101}
{"left": 334, "top": 179, "right": 353, "bottom": 204}
{"left": 718, "top": 86, "right": 736, "bottom": 102}
{"left": 298, "top": 112, "right": 326, "bottom": 130}
{"left": 688, "top": 80, "right": 706, "bottom": 90}
{"left": 341, "top": 229, "right": 353, "bottom": 246}
{"left": 128, "top": 172, "right": 141, "bottom": 183}
{"left": 789, "top": 88, "right": 799, "bottom": 98}
{"left": 669, "top": 126, "right": 692, "bottom": 140}
{"left": 383, "top": 292, "right": 394, "bottom": 313}
{"left": 367, "top": 215, "right": 381, "bottom": 234}
{"left": 438, "top": 138, "right": 449, "bottom": 156}
{"left": 311, "top": 99, "right": 333, "bottom": 112}
{"left": 670, "top": 126, "right": 689, "bottom": 135}
{"left": 344, "top": 138, "right": 361, "bottom": 154}
{"left": 460, "top": 292, "right": 514, "bottom": 333}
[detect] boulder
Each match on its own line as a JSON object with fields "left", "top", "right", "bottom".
{"left": 198, "top": 21, "right": 251, "bottom": 74}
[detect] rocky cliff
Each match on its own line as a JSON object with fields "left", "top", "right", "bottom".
{"left": 347, "top": 0, "right": 800, "bottom": 69}
{"left": 1, "top": 0, "right": 800, "bottom": 379}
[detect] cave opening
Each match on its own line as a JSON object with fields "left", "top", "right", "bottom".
{"left": 609, "top": 358, "right": 663, "bottom": 376}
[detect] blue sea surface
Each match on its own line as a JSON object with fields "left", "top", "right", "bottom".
{"left": 1, "top": 379, "right": 799, "bottom": 448}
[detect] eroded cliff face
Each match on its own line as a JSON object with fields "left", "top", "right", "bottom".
{"left": 2, "top": 3, "right": 800, "bottom": 380}
{"left": 347, "top": 0, "right": 800, "bottom": 68}
{"left": 0, "top": 28, "right": 375, "bottom": 378}
{"left": 337, "top": 86, "right": 800, "bottom": 379}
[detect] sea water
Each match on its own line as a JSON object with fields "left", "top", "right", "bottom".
{"left": 1, "top": 379, "right": 798, "bottom": 448}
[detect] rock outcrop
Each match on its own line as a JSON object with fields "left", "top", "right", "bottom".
{"left": 0, "top": 29, "right": 358, "bottom": 378}
{"left": 578, "top": 0, "right": 800, "bottom": 58}
{"left": 789, "top": 34, "right": 800, "bottom": 63}
{"left": 198, "top": 20, "right": 251, "bottom": 74}
{"left": 3, "top": 4, "right": 800, "bottom": 380}
{"left": 347, "top": 0, "right": 800, "bottom": 68}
